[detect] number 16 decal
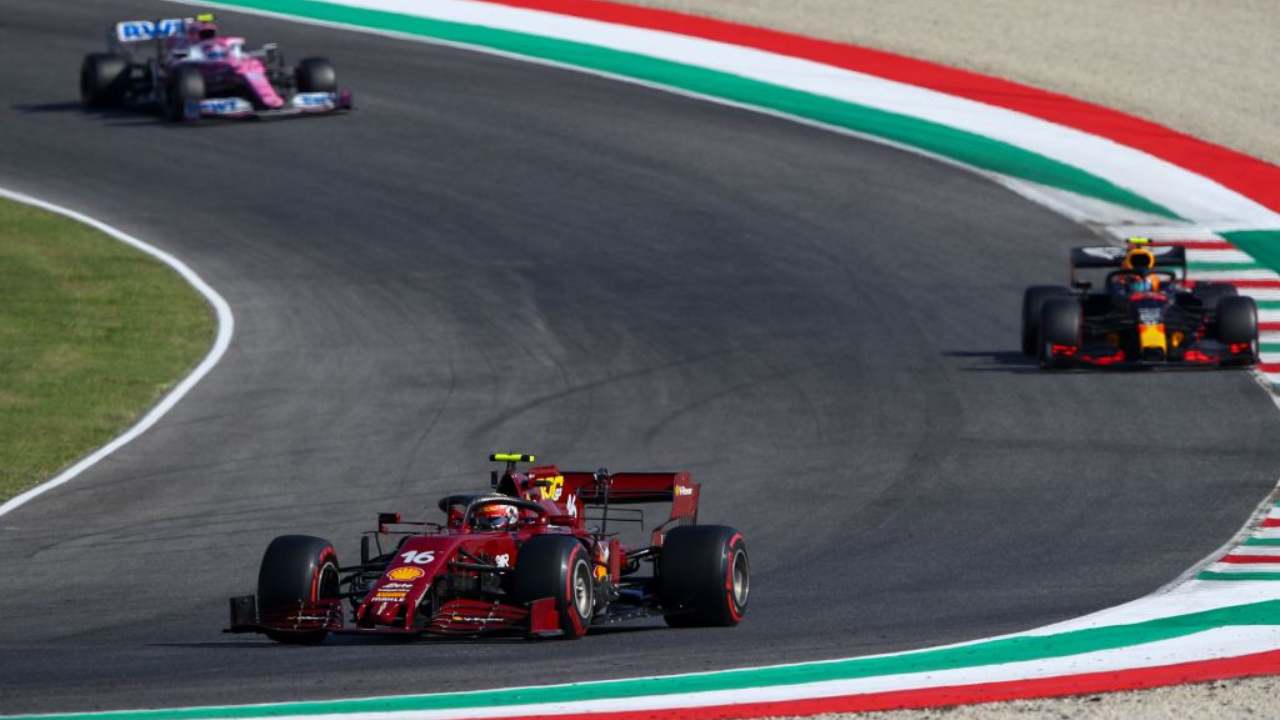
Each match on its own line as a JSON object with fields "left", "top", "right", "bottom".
{"left": 399, "top": 550, "right": 436, "bottom": 564}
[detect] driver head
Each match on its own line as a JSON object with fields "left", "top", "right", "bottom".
{"left": 475, "top": 504, "right": 519, "bottom": 531}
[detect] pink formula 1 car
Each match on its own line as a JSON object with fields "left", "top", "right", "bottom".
{"left": 80, "top": 13, "right": 352, "bottom": 122}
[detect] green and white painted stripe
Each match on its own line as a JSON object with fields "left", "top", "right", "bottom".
{"left": 6, "top": 595, "right": 1280, "bottom": 720}
{"left": 1199, "top": 503, "right": 1280, "bottom": 582}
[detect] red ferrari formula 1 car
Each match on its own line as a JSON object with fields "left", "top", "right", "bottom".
{"left": 227, "top": 454, "right": 749, "bottom": 641}
{"left": 1021, "top": 238, "right": 1259, "bottom": 369}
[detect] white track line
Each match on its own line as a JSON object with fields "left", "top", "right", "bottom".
{"left": 0, "top": 187, "right": 234, "bottom": 519}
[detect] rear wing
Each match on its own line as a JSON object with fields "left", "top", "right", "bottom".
{"left": 1070, "top": 245, "right": 1186, "bottom": 269}
{"left": 112, "top": 18, "right": 188, "bottom": 43}
{"left": 488, "top": 455, "right": 699, "bottom": 542}
{"left": 565, "top": 471, "right": 699, "bottom": 545}
{"left": 565, "top": 471, "right": 697, "bottom": 506}
{"left": 1070, "top": 244, "right": 1186, "bottom": 286}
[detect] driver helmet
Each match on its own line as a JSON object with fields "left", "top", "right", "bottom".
{"left": 187, "top": 19, "right": 218, "bottom": 42}
{"left": 475, "top": 503, "right": 519, "bottom": 531}
{"left": 1121, "top": 246, "right": 1160, "bottom": 292}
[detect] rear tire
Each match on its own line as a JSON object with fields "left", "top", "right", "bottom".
{"left": 512, "top": 535, "right": 593, "bottom": 639}
{"left": 1038, "top": 298, "right": 1081, "bottom": 370}
{"left": 164, "top": 65, "right": 205, "bottom": 123}
{"left": 295, "top": 57, "right": 337, "bottom": 93}
{"left": 80, "top": 53, "right": 128, "bottom": 108}
{"left": 1193, "top": 282, "right": 1238, "bottom": 311}
{"left": 257, "top": 534, "right": 340, "bottom": 644}
{"left": 1022, "top": 286, "right": 1072, "bottom": 356}
{"left": 660, "top": 525, "right": 749, "bottom": 627}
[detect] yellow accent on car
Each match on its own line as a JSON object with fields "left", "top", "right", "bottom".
{"left": 195, "top": 13, "right": 215, "bottom": 22}
{"left": 1127, "top": 236, "right": 1151, "bottom": 245}
{"left": 490, "top": 452, "right": 535, "bottom": 463}
{"left": 540, "top": 474, "right": 564, "bottom": 501}
{"left": 1139, "top": 323, "right": 1167, "bottom": 350}
{"left": 1171, "top": 331, "right": 1185, "bottom": 348}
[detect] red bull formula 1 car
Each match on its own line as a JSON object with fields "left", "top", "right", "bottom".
{"left": 226, "top": 454, "right": 749, "bottom": 641}
{"left": 80, "top": 13, "right": 352, "bottom": 122}
{"left": 1022, "top": 238, "right": 1258, "bottom": 369}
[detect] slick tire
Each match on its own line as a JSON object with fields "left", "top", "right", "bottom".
{"left": 1192, "top": 282, "right": 1237, "bottom": 312}
{"left": 1217, "top": 296, "right": 1259, "bottom": 364}
{"left": 295, "top": 57, "right": 337, "bottom": 93}
{"left": 163, "top": 65, "right": 205, "bottom": 123}
{"left": 512, "top": 535, "right": 593, "bottom": 639}
{"left": 1038, "top": 298, "right": 1081, "bottom": 370}
{"left": 257, "top": 534, "right": 340, "bottom": 644}
{"left": 1022, "top": 286, "right": 1072, "bottom": 356}
{"left": 80, "top": 53, "right": 128, "bottom": 109}
{"left": 660, "top": 525, "right": 749, "bottom": 628}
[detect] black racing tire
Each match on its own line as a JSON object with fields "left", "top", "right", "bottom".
{"left": 512, "top": 535, "right": 593, "bottom": 639}
{"left": 1038, "top": 298, "right": 1081, "bottom": 370}
{"left": 1193, "top": 282, "right": 1238, "bottom": 311}
{"left": 295, "top": 57, "right": 337, "bottom": 93}
{"left": 1022, "top": 286, "right": 1072, "bottom": 356}
{"left": 1217, "top": 295, "right": 1259, "bottom": 353}
{"left": 257, "top": 534, "right": 340, "bottom": 644}
{"left": 164, "top": 65, "right": 205, "bottom": 123}
{"left": 660, "top": 525, "right": 749, "bottom": 627}
{"left": 80, "top": 53, "right": 128, "bottom": 109}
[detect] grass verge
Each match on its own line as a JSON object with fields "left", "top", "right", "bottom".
{"left": 0, "top": 198, "right": 214, "bottom": 503}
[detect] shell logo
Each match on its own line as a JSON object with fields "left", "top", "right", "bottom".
{"left": 387, "top": 566, "right": 425, "bottom": 581}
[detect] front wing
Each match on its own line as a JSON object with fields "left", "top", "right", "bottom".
{"left": 190, "top": 90, "right": 353, "bottom": 120}
{"left": 1049, "top": 339, "right": 1256, "bottom": 368}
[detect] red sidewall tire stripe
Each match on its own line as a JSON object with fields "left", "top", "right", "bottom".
{"left": 724, "top": 533, "right": 745, "bottom": 623}
{"left": 563, "top": 544, "right": 588, "bottom": 637}
{"left": 309, "top": 546, "right": 338, "bottom": 602}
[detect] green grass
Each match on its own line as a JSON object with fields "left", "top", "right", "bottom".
{"left": 0, "top": 199, "right": 214, "bottom": 502}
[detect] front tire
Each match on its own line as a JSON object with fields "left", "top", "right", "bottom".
{"left": 257, "top": 534, "right": 340, "bottom": 644}
{"left": 295, "top": 57, "right": 337, "bottom": 93}
{"left": 1217, "top": 296, "right": 1259, "bottom": 365}
{"left": 660, "top": 525, "right": 749, "bottom": 627}
{"left": 1038, "top": 298, "right": 1081, "bottom": 370}
{"left": 1022, "top": 286, "right": 1072, "bottom": 356}
{"left": 512, "top": 535, "right": 593, "bottom": 639}
{"left": 164, "top": 65, "right": 205, "bottom": 123}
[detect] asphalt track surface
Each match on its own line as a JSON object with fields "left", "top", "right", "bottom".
{"left": 2, "top": 1, "right": 1279, "bottom": 714}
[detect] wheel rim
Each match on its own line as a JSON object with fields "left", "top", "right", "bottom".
{"left": 730, "top": 548, "right": 749, "bottom": 607}
{"left": 572, "top": 561, "right": 592, "bottom": 619}
{"left": 318, "top": 561, "right": 340, "bottom": 600}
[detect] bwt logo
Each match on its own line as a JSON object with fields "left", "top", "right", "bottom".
{"left": 294, "top": 93, "right": 332, "bottom": 107}
{"left": 116, "top": 19, "right": 184, "bottom": 41}
{"left": 201, "top": 98, "right": 248, "bottom": 114}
